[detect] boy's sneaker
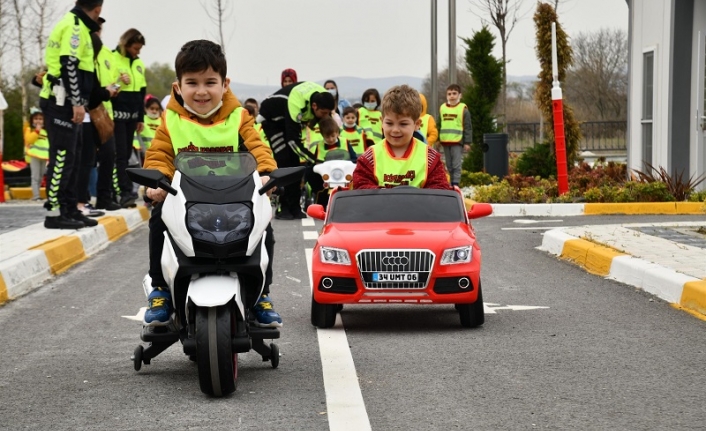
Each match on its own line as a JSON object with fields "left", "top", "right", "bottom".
{"left": 144, "top": 287, "right": 173, "bottom": 326}
{"left": 81, "top": 203, "right": 105, "bottom": 218}
{"left": 252, "top": 295, "right": 283, "bottom": 328}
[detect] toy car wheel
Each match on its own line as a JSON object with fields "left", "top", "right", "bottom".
{"left": 133, "top": 345, "right": 143, "bottom": 371}
{"left": 336, "top": 304, "right": 343, "bottom": 313}
{"left": 269, "top": 343, "right": 280, "bottom": 369}
{"left": 457, "top": 280, "right": 484, "bottom": 328}
{"left": 311, "top": 295, "right": 337, "bottom": 328}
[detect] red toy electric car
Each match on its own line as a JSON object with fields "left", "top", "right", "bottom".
{"left": 306, "top": 186, "right": 493, "bottom": 328}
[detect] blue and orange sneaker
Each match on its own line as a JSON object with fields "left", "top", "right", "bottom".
{"left": 143, "top": 287, "right": 173, "bottom": 326}
{"left": 252, "top": 295, "right": 283, "bottom": 328}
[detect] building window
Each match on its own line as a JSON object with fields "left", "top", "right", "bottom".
{"left": 641, "top": 51, "right": 654, "bottom": 169}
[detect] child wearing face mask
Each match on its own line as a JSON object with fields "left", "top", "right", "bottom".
{"left": 358, "top": 88, "right": 383, "bottom": 145}
{"left": 340, "top": 106, "right": 369, "bottom": 156}
{"left": 139, "top": 97, "right": 163, "bottom": 151}
{"left": 438, "top": 84, "right": 472, "bottom": 187}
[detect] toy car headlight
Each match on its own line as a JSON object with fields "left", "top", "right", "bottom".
{"left": 319, "top": 247, "right": 351, "bottom": 265}
{"left": 440, "top": 246, "right": 472, "bottom": 265}
{"left": 187, "top": 203, "right": 253, "bottom": 244}
{"left": 331, "top": 168, "right": 345, "bottom": 182}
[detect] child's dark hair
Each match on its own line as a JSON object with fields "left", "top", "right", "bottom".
{"left": 144, "top": 97, "right": 161, "bottom": 110}
{"left": 319, "top": 116, "right": 339, "bottom": 137}
{"left": 175, "top": 40, "right": 227, "bottom": 82}
{"left": 361, "top": 88, "right": 380, "bottom": 108}
{"left": 446, "top": 83, "right": 462, "bottom": 93}
{"left": 244, "top": 98, "right": 258, "bottom": 107}
{"left": 77, "top": 0, "right": 103, "bottom": 9}
{"left": 342, "top": 106, "right": 357, "bottom": 118}
{"left": 243, "top": 104, "right": 256, "bottom": 117}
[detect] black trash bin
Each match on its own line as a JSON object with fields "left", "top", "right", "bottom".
{"left": 482, "top": 133, "right": 509, "bottom": 178}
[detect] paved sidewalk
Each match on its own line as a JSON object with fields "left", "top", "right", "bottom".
{"left": 539, "top": 221, "right": 706, "bottom": 319}
{"left": 0, "top": 206, "right": 149, "bottom": 304}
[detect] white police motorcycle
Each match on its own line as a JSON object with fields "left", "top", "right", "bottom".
{"left": 127, "top": 152, "right": 304, "bottom": 397}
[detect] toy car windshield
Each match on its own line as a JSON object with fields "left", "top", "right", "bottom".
{"left": 328, "top": 188, "right": 465, "bottom": 223}
{"left": 174, "top": 152, "right": 258, "bottom": 190}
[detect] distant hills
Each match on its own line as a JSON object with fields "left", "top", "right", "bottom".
{"left": 230, "top": 76, "right": 424, "bottom": 103}
{"left": 231, "top": 75, "right": 536, "bottom": 103}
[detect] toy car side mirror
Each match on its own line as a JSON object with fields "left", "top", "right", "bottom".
{"left": 307, "top": 204, "right": 326, "bottom": 220}
{"left": 467, "top": 203, "right": 492, "bottom": 219}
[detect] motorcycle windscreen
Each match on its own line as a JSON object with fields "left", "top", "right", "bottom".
{"left": 174, "top": 152, "right": 257, "bottom": 191}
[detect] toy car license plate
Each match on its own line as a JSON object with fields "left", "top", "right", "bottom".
{"left": 373, "top": 272, "right": 418, "bottom": 282}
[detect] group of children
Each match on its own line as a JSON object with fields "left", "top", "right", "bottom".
{"left": 24, "top": 37, "right": 471, "bottom": 328}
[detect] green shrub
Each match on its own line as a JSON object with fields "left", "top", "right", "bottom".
{"left": 460, "top": 170, "right": 498, "bottom": 187}
{"left": 687, "top": 190, "right": 706, "bottom": 202}
{"left": 515, "top": 142, "right": 557, "bottom": 178}
{"left": 473, "top": 181, "right": 513, "bottom": 203}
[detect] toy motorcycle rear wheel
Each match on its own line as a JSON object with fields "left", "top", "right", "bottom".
{"left": 133, "top": 345, "right": 144, "bottom": 371}
{"left": 195, "top": 305, "right": 238, "bottom": 396}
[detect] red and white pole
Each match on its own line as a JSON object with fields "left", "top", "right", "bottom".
{"left": 0, "top": 90, "right": 7, "bottom": 203}
{"left": 551, "top": 22, "right": 569, "bottom": 195}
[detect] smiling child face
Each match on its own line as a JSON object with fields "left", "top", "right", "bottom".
{"left": 177, "top": 67, "right": 229, "bottom": 115}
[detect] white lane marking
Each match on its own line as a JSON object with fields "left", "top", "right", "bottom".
{"left": 301, "top": 218, "right": 315, "bottom": 227}
{"left": 122, "top": 307, "right": 147, "bottom": 322}
{"left": 303, "top": 231, "right": 319, "bottom": 240}
{"left": 306, "top": 247, "right": 371, "bottom": 430}
{"left": 513, "top": 219, "right": 564, "bottom": 224}
{"left": 502, "top": 226, "right": 570, "bottom": 231}
{"left": 484, "top": 302, "right": 549, "bottom": 314}
{"left": 286, "top": 275, "right": 301, "bottom": 283}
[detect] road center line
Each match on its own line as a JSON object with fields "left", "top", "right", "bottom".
{"left": 306, "top": 247, "right": 371, "bottom": 431}
{"left": 502, "top": 226, "right": 570, "bottom": 231}
{"left": 301, "top": 218, "right": 316, "bottom": 227}
{"left": 303, "top": 231, "right": 319, "bottom": 240}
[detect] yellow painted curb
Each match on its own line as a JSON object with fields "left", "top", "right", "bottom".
{"left": 99, "top": 216, "right": 129, "bottom": 241}
{"left": 9, "top": 187, "right": 46, "bottom": 199}
{"left": 675, "top": 202, "right": 706, "bottom": 214}
{"left": 561, "top": 238, "right": 626, "bottom": 276}
{"left": 584, "top": 202, "right": 705, "bottom": 215}
{"left": 679, "top": 280, "right": 706, "bottom": 317}
{"left": 0, "top": 273, "right": 8, "bottom": 305}
{"left": 137, "top": 205, "right": 150, "bottom": 220}
{"left": 31, "top": 236, "right": 86, "bottom": 274}
{"left": 3, "top": 190, "right": 10, "bottom": 201}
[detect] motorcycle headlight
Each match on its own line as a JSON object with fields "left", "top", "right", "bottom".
{"left": 187, "top": 203, "right": 253, "bottom": 244}
{"left": 440, "top": 246, "right": 472, "bottom": 265}
{"left": 331, "top": 168, "right": 345, "bottom": 182}
{"left": 319, "top": 246, "right": 351, "bottom": 265}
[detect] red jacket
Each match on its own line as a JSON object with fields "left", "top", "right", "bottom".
{"left": 352, "top": 140, "right": 452, "bottom": 190}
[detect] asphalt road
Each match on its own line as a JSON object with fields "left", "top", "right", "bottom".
{"left": 1, "top": 214, "right": 705, "bottom": 430}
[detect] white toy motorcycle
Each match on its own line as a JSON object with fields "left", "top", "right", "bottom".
{"left": 127, "top": 152, "right": 304, "bottom": 397}
{"left": 313, "top": 148, "right": 357, "bottom": 190}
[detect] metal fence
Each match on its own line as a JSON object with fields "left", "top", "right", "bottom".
{"left": 505, "top": 121, "right": 627, "bottom": 153}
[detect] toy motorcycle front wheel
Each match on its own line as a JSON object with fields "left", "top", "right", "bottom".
{"left": 195, "top": 305, "right": 238, "bottom": 396}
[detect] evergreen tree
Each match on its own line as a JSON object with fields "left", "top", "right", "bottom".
{"left": 533, "top": 2, "right": 581, "bottom": 166}
{"left": 461, "top": 27, "right": 502, "bottom": 172}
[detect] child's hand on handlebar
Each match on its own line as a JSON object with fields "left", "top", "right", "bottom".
{"left": 146, "top": 187, "right": 168, "bottom": 202}
{"left": 260, "top": 176, "right": 275, "bottom": 196}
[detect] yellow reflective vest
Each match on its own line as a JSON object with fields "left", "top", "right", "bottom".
{"left": 25, "top": 129, "right": 50, "bottom": 161}
{"left": 166, "top": 107, "right": 243, "bottom": 154}
{"left": 358, "top": 107, "right": 383, "bottom": 144}
{"left": 40, "top": 11, "right": 95, "bottom": 101}
{"left": 96, "top": 45, "right": 118, "bottom": 119}
{"left": 439, "top": 103, "right": 467, "bottom": 143}
{"left": 373, "top": 138, "right": 429, "bottom": 188}
{"left": 340, "top": 126, "right": 366, "bottom": 156}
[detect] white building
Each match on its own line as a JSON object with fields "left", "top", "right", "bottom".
{"left": 627, "top": 0, "right": 706, "bottom": 189}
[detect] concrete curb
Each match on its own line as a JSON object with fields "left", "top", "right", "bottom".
{"left": 463, "top": 199, "right": 705, "bottom": 216}
{"left": 0, "top": 206, "right": 150, "bottom": 306}
{"left": 538, "top": 228, "right": 706, "bottom": 320}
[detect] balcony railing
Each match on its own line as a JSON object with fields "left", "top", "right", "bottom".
{"left": 505, "top": 121, "right": 627, "bottom": 153}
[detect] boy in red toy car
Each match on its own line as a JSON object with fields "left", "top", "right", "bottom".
{"left": 352, "top": 85, "right": 451, "bottom": 190}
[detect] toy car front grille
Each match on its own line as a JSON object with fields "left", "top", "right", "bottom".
{"left": 356, "top": 249, "right": 434, "bottom": 289}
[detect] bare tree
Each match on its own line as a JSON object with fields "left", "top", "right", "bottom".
{"left": 421, "top": 65, "right": 473, "bottom": 112}
{"left": 10, "top": 0, "right": 29, "bottom": 121}
{"left": 469, "top": 0, "right": 530, "bottom": 128}
{"left": 550, "top": 0, "right": 575, "bottom": 14}
{"left": 564, "top": 28, "right": 628, "bottom": 120}
{"left": 28, "top": 0, "right": 54, "bottom": 66}
{"left": 0, "top": 0, "right": 11, "bottom": 81}
{"left": 200, "top": 0, "right": 233, "bottom": 51}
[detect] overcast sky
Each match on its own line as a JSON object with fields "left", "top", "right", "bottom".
{"left": 66, "top": 0, "right": 628, "bottom": 85}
